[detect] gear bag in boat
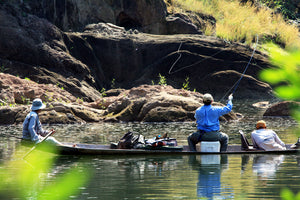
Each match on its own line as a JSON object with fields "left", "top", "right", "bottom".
{"left": 117, "top": 131, "right": 145, "bottom": 149}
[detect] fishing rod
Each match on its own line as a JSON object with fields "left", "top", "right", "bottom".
{"left": 23, "top": 129, "right": 55, "bottom": 159}
{"left": 168, "top": 40, "right": 232, "bottom": 75}
{"left": 219, "top": 35, "right": 259, "bottom": 102}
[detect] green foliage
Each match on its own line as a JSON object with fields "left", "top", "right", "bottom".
{"left": 167, "top": 0, "right": 300, "bottom": 48}
{"left": 259, "top": 0, "right": 297, "bottom": 20}
{"left": 100, "top": 88, "right": 107, "bottom": 97}
{"left": 56, "top": 83, "right": 64, "bottom": 90}
{"left": 111, "top": 78, "right": 116, "bottom": 89}
{"left": 281, "top": 188, "right": 300, "bottom": 200}
{"left": 25, "top": 77, "right": 31, "bottom": 81}
{"left": 158, "top": 73, "right": 167, "bottom": 86}
{"left": 76, "top": 97, "right": 84, "bottom": 103}
{"left": 260, "top": 44, "right": 300, "bottom": 101}
{"left": 260, "top": 44, "right": 300, "bottom": 199}
{"left": 0, "top": 146, "right": 89, "bottom": 200}
{"left": 182, "top": 77, "right": 190, "bottom": 90}
{"left": 0, "top": 65, "right": 8, "bottom": 72}
{"left": 21, "top": 96, "right": 30, "bottom": 105}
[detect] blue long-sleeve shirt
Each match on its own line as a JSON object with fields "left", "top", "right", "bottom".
{"left": 22, "top": 111, "right": 47, "bottom": 143}
{"left": 195, "top": 100, "right": 232, "bottom": 132}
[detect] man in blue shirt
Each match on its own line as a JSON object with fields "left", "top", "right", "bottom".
{"left": 23, "top": 98, "right": 61, "bottom": 145}
{"left": 188, "top": 93, "right": 233, "bottom": 152}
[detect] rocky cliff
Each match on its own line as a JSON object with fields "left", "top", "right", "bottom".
{"left": 0, "top": 0, "right": 278, "bottom": 124}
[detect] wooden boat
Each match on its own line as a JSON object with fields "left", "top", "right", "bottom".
{"left": 48, "top": 131, "right": 300, "bottom": 155}
{"left": 49, "top": 142, "right": 299, "bottom": 155}
{"left": 21, "top": 132, "right": 300, "bottom": 156}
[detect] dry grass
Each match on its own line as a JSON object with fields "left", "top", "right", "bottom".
{"left": 165, "top": 0, "right": 300, "bottom": 49}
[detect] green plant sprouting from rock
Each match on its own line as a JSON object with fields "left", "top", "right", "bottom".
{"left": 100, "top": 88, "right": 107, "bottom": 97}
{"left": 111, "top": 78, "right": 116, "bottom": 89}
{"left": 0, "top": 65, "right": 8, "bottom": 72}
{"left": 158, "top": 73, "right": 167, "bottom": 86}
{"left": 182, "top": 77, "right": 190, "bottom": 90}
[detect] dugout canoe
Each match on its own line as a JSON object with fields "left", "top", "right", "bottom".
{"left": 51, "top": 143, "right": 299, "bottom": 155}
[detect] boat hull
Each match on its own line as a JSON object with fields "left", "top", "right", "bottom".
{"left": 53, "top": 143, "right": 299, "bottom": 155}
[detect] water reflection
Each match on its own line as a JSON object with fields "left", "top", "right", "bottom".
{"left": 189, "top": 155, "right": 234, "bottom": 200}
{"left": 253, "top": 155, "right": 285, "bottom": 180}
{"left": 241, "top": 154, "right": 285, "bottom": 180}
{"left": 72, "top": 155, "right": 187, "bottom": 200}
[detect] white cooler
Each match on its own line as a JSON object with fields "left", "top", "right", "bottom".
{"left": 200, "top": 141, "right": 220, "bottom": 152}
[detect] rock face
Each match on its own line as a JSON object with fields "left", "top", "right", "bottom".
{"left": 15, "top": 0, "right": 200, "bottom": 34}
{"left": 0, "top": 1, "right": 273, "bottom": 102}
{"left": 0, "top": 74, "right": 238, "bottom": 124}
{"left": 0, "top": 0, "right": 279, "bottom": 125}
{"left": 0, "top": 73, "right": 76, "bottom": 104}
{"left": 263, "top": 101, "right": 300, "bottom": 117}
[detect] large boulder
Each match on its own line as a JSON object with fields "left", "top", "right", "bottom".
{"left": 0, "top": 73, "right": 105, "bottom": 124}
{"left": 94, "top": 85, "right": 239, "bottom": 122}
{"left": 263, "top": 101, "right": 300, "bottom": 117}
{"left": 0, "top": 102, "right": 106, "bottom": 125}
{"left": 0, "top": 79, "right": 240, "bottom": 124}
{"left": 0, "top": 73, "right": 76, "bottom": 104}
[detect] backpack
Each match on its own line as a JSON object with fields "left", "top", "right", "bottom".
{"left": 117, "top": 131, "right": 134, "bottom": 149}
{"left": 117, "top": 131, "right": 145, "bottom": 149}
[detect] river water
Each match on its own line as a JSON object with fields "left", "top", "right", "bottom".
{"left": 0, "top": 100, "right": 299, "bottom": 199}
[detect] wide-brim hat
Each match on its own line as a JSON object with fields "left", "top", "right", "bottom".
{"left": 31, "top": 98, "right": 46, "bottom": 111}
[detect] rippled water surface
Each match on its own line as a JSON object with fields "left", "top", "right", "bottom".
{"left": 0, "top": 100, "right": 299, "bottom": 199}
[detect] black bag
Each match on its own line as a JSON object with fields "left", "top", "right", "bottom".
{"left": 117, "top": 131, "right": 145, "bottom": 149}
{"left": 117, "top": 131, "right": 134, "bottom": 149}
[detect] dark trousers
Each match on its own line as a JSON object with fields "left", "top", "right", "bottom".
{"left": 187, "top": 130, "right": 229, "bottom": 152}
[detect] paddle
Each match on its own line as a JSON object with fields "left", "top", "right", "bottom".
{"left": 23, "top": 129, "right": 55, "bottom": 159}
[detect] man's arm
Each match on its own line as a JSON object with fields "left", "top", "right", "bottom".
{"left": 28, "top": 115, "right": 40, "bottom": 143}
{"left": 272, "top": 131, "right": 285, "bottom": 147}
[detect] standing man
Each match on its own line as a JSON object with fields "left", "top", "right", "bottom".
{"left": 187, "top": 93, "right": 233, "bottom": 152}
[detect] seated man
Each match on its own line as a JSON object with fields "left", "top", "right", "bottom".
{"left": 251, "top": 120, "right": 286, "bottom": 151}
{"left": 187, "top": 93, "right": 233, "bottom": 152}
{"left": 22, "top": 98, "right": 61, "bottom": 145}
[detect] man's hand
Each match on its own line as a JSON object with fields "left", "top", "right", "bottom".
{"left": 50, "top": 129, "right": 56, "bottom": 135}
{"left": 228, "top": 94, "right": 233, "bottom": 101}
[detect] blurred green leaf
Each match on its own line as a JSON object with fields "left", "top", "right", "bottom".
{"left": 262, "top": 43, "right": 300, "bottom": 199}
{"left": 281, "top": 188, "right": 300, "bottom": 200}
{"left": 37, "top": 166, "right": 89, "bottom": 200}
{"left": 259, "top": 69, "right": 286, "bottom": 84}
{"left": 261, "top": 43, "right": 300, "bottom": 101}
{"left": 275, "top": 85, "right": 300, "bottom": 100}
{"left": 281, "top": 188, "right": 294, "bottom": 200}
{"left": 0, "top": 146, "right": 89, "bottom": 200}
